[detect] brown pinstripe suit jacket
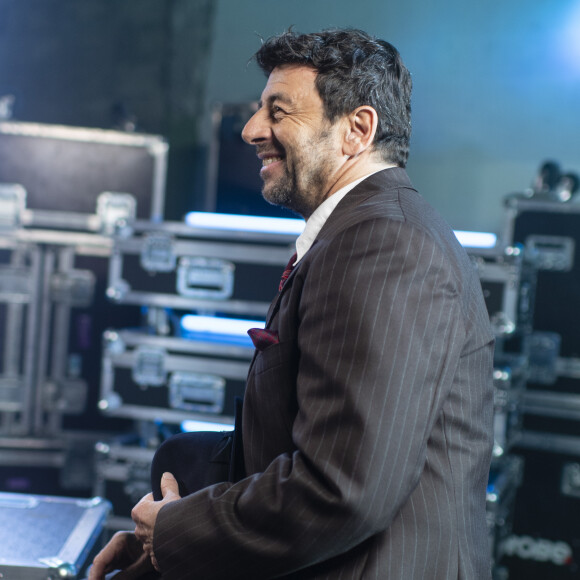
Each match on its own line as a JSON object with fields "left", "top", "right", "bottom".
{"left": 154, "top": 168, "right": 495, "bottom": 579}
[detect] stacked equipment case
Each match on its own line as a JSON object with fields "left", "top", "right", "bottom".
{"left": 100, "top": 215, "right": 297, "bottom": 426}
{"left": 498, "top": 196, "right": 580, "bottom": 579}
{"left": 95, "top": 214, "right": 298, "bottom": 528}
{"left": 0, "top": 121, "right": 168, "bottom": 498}
{"left": 464, "top": 240, "right": 535, "bottom": 578}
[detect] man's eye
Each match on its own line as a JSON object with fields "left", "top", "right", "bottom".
{"left": 271, "top": 106, "right": 285, "bottom": 118}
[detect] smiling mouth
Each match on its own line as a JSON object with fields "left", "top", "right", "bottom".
{"left": 262, "top": 156, "right": 283, "bottom": 167}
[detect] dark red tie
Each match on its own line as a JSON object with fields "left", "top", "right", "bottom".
{"left": 279, "top": 252, "right": 297, "bottom": 291}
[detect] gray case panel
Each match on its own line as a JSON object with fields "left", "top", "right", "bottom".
{"left": 0, "top": 492, "right": 110, "bottom": 580}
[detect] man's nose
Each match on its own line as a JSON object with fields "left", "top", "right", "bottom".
{"left": 242, "top": 108, "right": 268, "bottom": 144}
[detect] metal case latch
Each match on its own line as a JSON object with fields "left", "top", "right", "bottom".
{"left": 132, "top": 346, "right": 167, "bottom": 387}
{"left": 525, "top": 331, "right": 561, "bottom": 385}
{"left": 0, "top": 266, "right": 31, "bottom": 302}
{"left": 169, "top": 372, "right": 226, "bottom": 414}
{"left": 140, "top": 232, "right": 176, "bottom": 272}
{"left": 176, "top": 257, "right": 235, "bottom": 300}
{"left": 561, "top": 462, "right": 580, "bottom": 499}
{"left": 97, "top": 192, "right": 137, "bottom": 236}
{"left": 525, "top": 235, "right": 575, "bottom": 271}
{"left": 0, "top": 377, "right": 24, "bottom": 412}
{"left": 51, "top": 270, "right": 96, "bottom": 307}
{"left": 0, "top": 183, "right": 26, "bottom": 228}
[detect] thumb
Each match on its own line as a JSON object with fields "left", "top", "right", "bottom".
{"left": 160, "top": 472, "right": 181, "bottom": 499}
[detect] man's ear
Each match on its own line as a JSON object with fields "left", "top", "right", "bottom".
{"left": 342, "top": 106, "right": 379, "bottom": 157}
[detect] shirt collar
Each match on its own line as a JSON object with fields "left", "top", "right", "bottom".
{"left": 294, "top": 171, "right": 380, "bottom": 263}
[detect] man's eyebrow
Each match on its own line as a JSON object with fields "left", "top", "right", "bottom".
{"left": 258, "top": 93, "right": 294, "bottom": 109}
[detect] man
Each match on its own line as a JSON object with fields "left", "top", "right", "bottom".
{"left": 91, "top": 29, "right": 494, "bottom": 579}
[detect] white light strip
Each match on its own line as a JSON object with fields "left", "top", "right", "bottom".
{"left": 454, "top": 230, "right": 497, "bottom": 249}
{"left": 181, "top": 419, "right": 233, "bottom": 432}
{"left": 181, "top": 314, "right": 265, "bottom": 336}
{"left": 187, "top": 212, "right": 496, "bottom": 249}
{"left": 0, "top": 121, "right": 163, "bottom": 147}
{"left": 185, "top": 211, "right": 305, "bottom": 235}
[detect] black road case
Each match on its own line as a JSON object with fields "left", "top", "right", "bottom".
{"left": 0, "top": 121, "right": 167, "bottom": 221}
{"left": 100, "top": 328, "right": 254, "bottom": 425}
{"left": 504, "top": 198, "right": 580, "bottom": 410}
{"left": 107, "top": 218, "right": 297, "bottom": 318}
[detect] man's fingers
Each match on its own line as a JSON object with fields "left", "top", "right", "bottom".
{"left": 150, "top": 553, "right": 161, "bottom": 573}
{"left": 142, "top": 542, "right": 161, "bottom": 572}
{"left": 160, "top": 472, "right": 180, "bottom": 498}
{"left": 89, "top": 531, "right": 140, "bottom": 580}
{"left": 111, "top": 551, "right": 155, "bottom": 580}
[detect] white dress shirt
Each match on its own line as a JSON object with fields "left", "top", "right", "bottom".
{"left": 294, "top": 171, "right": 381, "bottom": 264}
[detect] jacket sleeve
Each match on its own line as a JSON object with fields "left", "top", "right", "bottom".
{"left": 153, "top": 217, "right": 471, "bottom": 579}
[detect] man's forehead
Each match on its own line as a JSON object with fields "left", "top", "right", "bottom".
{"left": 259, "top": 64, "right": 319, "bottom": 105}
{"left": 269, "top": 63, "right": 317, "bottom": 79}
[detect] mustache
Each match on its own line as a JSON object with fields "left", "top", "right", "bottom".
{"left": 255, "top": 144, "right": 284, "bottom": 157}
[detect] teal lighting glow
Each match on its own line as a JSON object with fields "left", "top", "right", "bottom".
{"left": 559, "top": 1, "right": 580, "bottom": 75}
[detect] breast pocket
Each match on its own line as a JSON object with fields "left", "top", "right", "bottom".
{"left": 248, "top": 340, "right": 299, "bottom": 448}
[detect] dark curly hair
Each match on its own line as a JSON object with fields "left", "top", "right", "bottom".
{"left": 254, "top": 28, "right": 412, "bottom": 167}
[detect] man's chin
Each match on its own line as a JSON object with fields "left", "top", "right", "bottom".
{"left": 261, "top": 187, "right": 292, "bottom": 210}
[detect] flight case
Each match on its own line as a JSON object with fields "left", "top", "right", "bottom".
{"left": 106, "top": 218, "right": 297, "bottom": 318}
{"left": 0, "top": 121, "right": 167, "bottom": 221}
{"left": 499, "top": 432, "right": 580, "bottom": 579}
{"left": 0, "top": 492, "right": 110, "bottom": 580}
{"left": 500, "top": 197, "right": 580, "bottom": 579}
{"left": 467, "top": 244, "right": 535, "bottom": 460}
{"left": 0, "top": 226, "right": 140, "bottom": 436}
{"left": 100, "top": 328, "right": 255, "bottom": 425}
{"left": 504, "top": 197, "right": 580, "bottom": 418}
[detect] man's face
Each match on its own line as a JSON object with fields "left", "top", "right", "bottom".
{"left": 242, "top": 65, "right": 345, "bottom": 218}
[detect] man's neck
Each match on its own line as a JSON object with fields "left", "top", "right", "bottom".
{"left": 324, "top": 158, "right": 397, "bottom": 202}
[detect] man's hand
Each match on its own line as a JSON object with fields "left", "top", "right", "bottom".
{"left": 88, "top": 531, "right": 154, "bottom": 580}
{"left": 132, "top": 472, "right": 182, "bottom": 571}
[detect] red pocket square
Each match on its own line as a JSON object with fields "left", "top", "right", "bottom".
{"left": 248, "top": 328, "right": 279, "bottom": 351}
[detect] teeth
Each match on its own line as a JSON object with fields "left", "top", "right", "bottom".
{"left": 262, "top": 157, "right": 282, "bottom": 166}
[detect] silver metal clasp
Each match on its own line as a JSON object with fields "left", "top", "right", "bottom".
{"left": 140, "top": 232, "right": 176, "bottom": 272}
{"left": 169, "top": 371, "right": 225, "bottom": 414}
{"left": 176, "top": 257, "right": 235, "bottom": 300}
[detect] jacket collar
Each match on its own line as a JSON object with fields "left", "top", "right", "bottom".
{"left": 264, "top": 167, "right": 415, "bottom": 327}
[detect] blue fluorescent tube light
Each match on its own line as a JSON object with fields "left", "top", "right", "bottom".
{"left": 185, "top": 211, "right": 305, "bottom": 235}
{"left": 180, "top": 314, "right": 265, "bottom": 336}
{"left": 186, "top": 212, "right": 496, "bottom": 248}
{"left": 181, "top": 419, "right": 233, "bottom": 432}
{"left": 453, "top": 230, "right": 497, "bottom": 249}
